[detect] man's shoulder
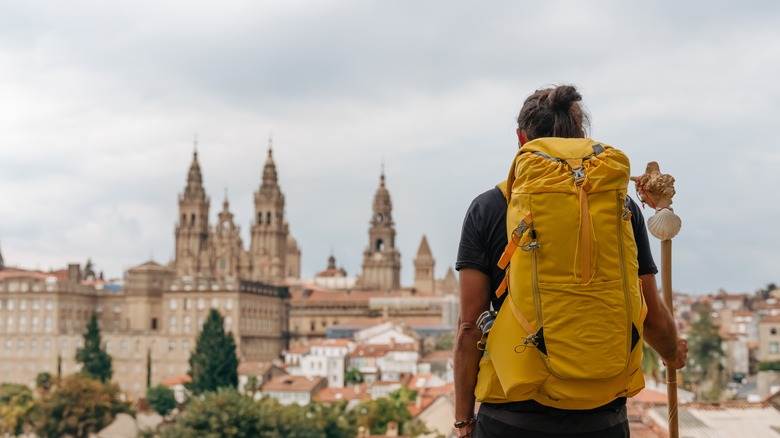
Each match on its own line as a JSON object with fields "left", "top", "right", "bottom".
{"left": 470, "top": 186, "right": 506, "bottom": 211}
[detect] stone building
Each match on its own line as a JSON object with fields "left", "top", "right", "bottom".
{"left": 0, "top": 143, "right": 295, "bottom": 399}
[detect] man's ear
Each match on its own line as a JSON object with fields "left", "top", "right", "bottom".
{"left": 517, "top": 129, "right": 529, "bottom": 147}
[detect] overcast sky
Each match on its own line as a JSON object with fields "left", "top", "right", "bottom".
{"left": 1, "top": 1, "right": 778, "bottom": 295}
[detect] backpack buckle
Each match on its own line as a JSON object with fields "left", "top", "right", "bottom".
{"left": 572, "top": 167, "right": 585, "bottom": 184}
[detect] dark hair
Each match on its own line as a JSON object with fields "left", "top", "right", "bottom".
{"left": 516, "top": 85, "right": 590, "bottom": 140}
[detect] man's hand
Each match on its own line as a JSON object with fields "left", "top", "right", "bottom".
{"left": 662, "top": 338, "right": 688, "bottom": 369}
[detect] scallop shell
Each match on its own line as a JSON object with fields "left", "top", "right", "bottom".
{"left": 647, "top": 208, "right": 682, "bottom": 241}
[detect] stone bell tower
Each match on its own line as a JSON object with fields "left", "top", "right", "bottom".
{"left": 174, "top": 147, "right": 211, "bottom": 277}
{"left": 359, "top": 169, "right": 401, "bottom": 290}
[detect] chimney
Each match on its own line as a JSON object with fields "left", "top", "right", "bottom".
{"left": 67, "top": 263, "right": 81, "bottom": 283}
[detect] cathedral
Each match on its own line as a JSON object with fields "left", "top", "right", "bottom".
{"left": 0, "top": 140, "right": 458, "bottom": 400}
{"left": 174, "top": 144, "right": 301, "bottom": 284}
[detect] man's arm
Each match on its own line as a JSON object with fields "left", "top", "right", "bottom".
{"left": 454, "top": 268, "right": 492, "bottom": 434}
{"left": 640, "top": 273, "right": 687, "bottom": 368}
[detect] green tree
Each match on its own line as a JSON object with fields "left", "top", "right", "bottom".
{"left": 76, "top": 313, "right": 112, "bottom": 383}
{"left": 161, "top": 388, "right": 323, "bottom": 438}
{"left": 344, "top": 367, "right": 364, "bottom": 385}
{"left": 147, "top": 385, "right": 177, "bottom": 418}
{"left": 244, "top": 375, "right": 260, "bottom": 400}
{"left": 0, "top": 383, "right": 35, "bottom": 436}
{"left": 686, "top": 302, "right": 725, "bottom": 400}
{"left": 35, "top": 371, "right": 54, "bottom": 393}
{"left": 307, "top": 402, "right": 356, "bottom": 438}
{"left": 31, "top": 374, "right": 129, "bottom": 438}
{"left": 350, "top": 388, "right": 415, "bottom": 436}
{"left": 434, "top": 332, "right": 455, "bottom": 351}
{"left": 186, "top": 309, "right": 239, "bottom": 395}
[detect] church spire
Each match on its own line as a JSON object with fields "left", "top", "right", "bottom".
{"left": 262, "top": 137, "right": 279, "bottom": 189}
{"left": 183, "top": 148, "right": 206, "bottom": 201}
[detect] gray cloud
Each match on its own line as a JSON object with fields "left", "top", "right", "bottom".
{"left": 1, "top": 1, "right": 778, "bottom": 294}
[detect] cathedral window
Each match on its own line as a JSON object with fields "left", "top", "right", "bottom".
{"left": 267, "top": 212, "right": 272, "bottom": 224}
{"left": 151, "top": 318, "right": 158, "bottom": 330}
{"left": 376, "top": 239, "right": 385, "bottom": 251}
{"left": 258, "top": 213, "right": 263, "bottom": 225}
{"left": 181, "top": 214, "right": 186, "bottom": 225}
{"left": 190, "top": 214, "right": 196, "bottom": 226}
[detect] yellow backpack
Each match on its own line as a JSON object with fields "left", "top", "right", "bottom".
{"left": 474, "top": 137, "right": 648, "bottom": 410}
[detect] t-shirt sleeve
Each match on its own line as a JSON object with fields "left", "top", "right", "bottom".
{"left": 629, "top": 197, "right": 658, "bottom": 276}
{"left": 456, "top": 196, "right": 492, "bottom": 276}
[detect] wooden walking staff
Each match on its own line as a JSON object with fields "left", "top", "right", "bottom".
{"left": 632, "top": 162, "right": 683, "bottom": 438}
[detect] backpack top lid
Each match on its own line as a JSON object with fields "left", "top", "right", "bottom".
{"left": 518, "top": 137, "right": 608, "bottom": 160}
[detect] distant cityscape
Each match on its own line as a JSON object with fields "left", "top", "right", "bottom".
{"left": 2, "top": 145, "right": 780, "bottom": 436}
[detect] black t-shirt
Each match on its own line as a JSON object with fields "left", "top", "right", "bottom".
{"left": 456, "top": 186, "right": 657, "bottom": 310}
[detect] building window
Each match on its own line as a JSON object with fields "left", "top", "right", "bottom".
{"left": 184, "top": 316, "right": 191, "bottom": 332}
{"left": 46, "top": 299, "right": 53, "bottom": 310}
{"left": 113, "top": 304, "right": 121, "bottom": 314}
{"left": 20, "top": 299, "right": 27, "bottom": 310}
{"left": 96, "top": 303, "right": 103, "bottom": 313}
{"left": 151, "top": 318, "right": 158, "bottom": 330}
{"left": 772, "top": 327, "right": 778, "bottom": 335}
{"left": 4, "top": 340, "right": 11, "bottom": 351}
{"left": 19, "top": 316, "right": 27, "bottom": 331}
{"left": 32, "top": 316, "right": 40, "bottom": 332}
{"left": 105, "top": 340, "right": 112, "bottom": 353}
{"left": 7, "top": 300, "right": 14, "bottom": 311}
{"left": 170, "top": 299, "right": 178, "bottom": 310}
{"left": 30, "top": 339, "right": 37, "bottom": 352}
{"left": 17, "top": 339, "right": 24, "bottom": 351}
{"left": 44, "top": 316, "right": 52, "bottom": 332}
{"left": 43, "top": 339, "right": 51, "bottom": 352}
{"left": 198, "top": 316, "right": 204, "bottom": 329}
{"left": 32, "top": 299, "right": 40, "bottom": 310}
{"left": 183, "top": 341, "right": 190, "bottom": 354}
{"left": 5, "top": 317, "right": 12, "bottom": 331}
{"left": 211, "top": 298, "right": 219, "bottom": 309}
{"left": 170, "top": 316, "right": 177, "bottom": 331}
{"left": 771, "top": 342, "right": 779, "bottom": 354}
{"left": 184, "top": 298, "right": 192, "bottom": 310}
{"left": 121, "top": 339, "right": 128, "bottom": 352}
{"left": 168, "top": 341, "right": 176, "bottom": 353}
{"left": 225, "top": 316, "right": 232, "bottom": 331}
{"left": 226, "top": 299, "right": 233, "bottom": 310}
{"left": 197, "top": 298, "right": 205, "bottom": 310}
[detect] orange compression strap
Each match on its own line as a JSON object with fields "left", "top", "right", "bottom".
{"left": 577, "top": 186, "right": 593, "bottom": 284}
{"left": 497, "top": 213, "right": 533, "bottom": 270}
{"left": 495, "top": 272, "right": 508, "bottom": 299}
{"left": 507, "top": 287, "right": 537, "bottom": 337}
